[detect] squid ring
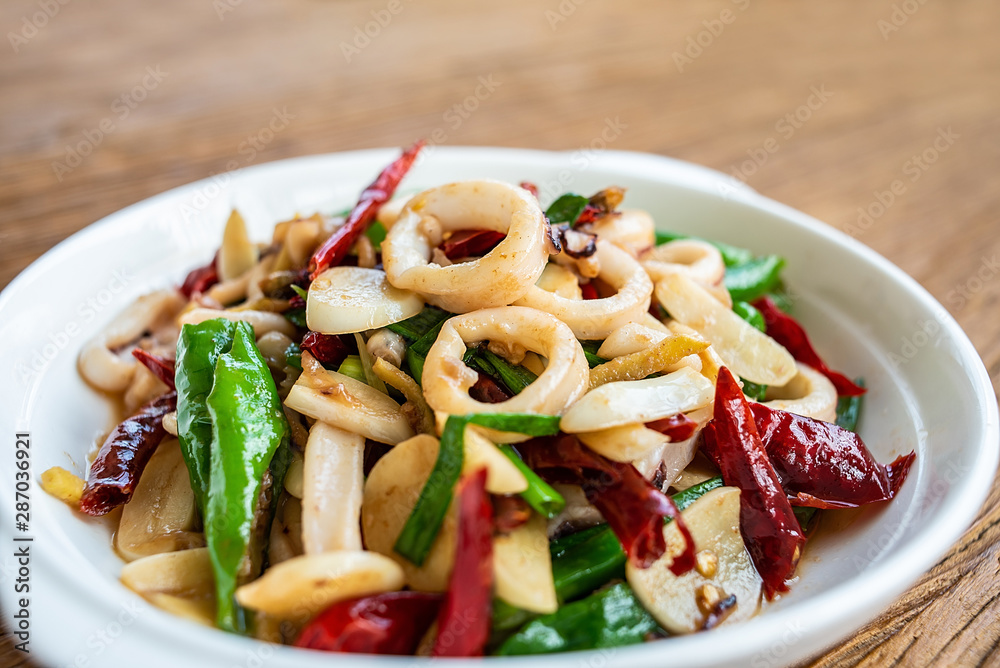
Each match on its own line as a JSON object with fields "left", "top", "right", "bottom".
{"left": 382, "top": 180, "right": 549, "bottom": 313}
{"left": 640, "top": 239, "right": 726, "bottom": 286}
{"left": 762, "top": 362, "right": 838, "bottom": 423}
{"left": 421, "top": 306, "right": 588, "bottom": 419}
{"left": 515, "top": 240, "right": 653, "bottom": 340}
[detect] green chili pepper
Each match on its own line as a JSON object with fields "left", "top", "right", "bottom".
{"left": 394, "top": 413, "right": 562, "bottom": 565}
{"left": 836, "top": 378, "right": 865, "bottom": 432}
{"left": 579, "top": 339, "right": 608, "bottom": 368}
{"left": 495, "top": 583, "right": 662, "bottom": 655}
{"left": 497, "top": 444, "right": 565, "bottom": 518}
{"left": 337, "top": 355, "right": 367, "bottom": 384}
{"left": 725, "top": 255, "right": 786, "bottom": 302}
{"left": 364, "top": 221, "right": 388, "bottom": 251}
{"left": 386, "top": 305, "right": 452, "bottom": 342}
{"left": 549, "top": 476, "right": 723, "bottom": 604}
{"left": 204, "top": 321, "right": 291, "bottom": 633}
{"left": 733, "top": 300, "right": 766, "bottom": 332}
{"left": 654, "top": 231, "right": 755, "bottom": 268}
{"left": 175, "top": 319, "right": 238, "bottom": 516}
{"left": 404, "top": 317, "right": 451, "bottom": 385}
{"left": 464, "top": 347, "right": 538, "bottom": 396}
{"left": 545, "top": 193, "right": 589, "bottom": 226}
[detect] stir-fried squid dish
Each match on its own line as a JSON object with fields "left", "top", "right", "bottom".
{"left": 42, "top": 142, "right": 916, "bottom": 657}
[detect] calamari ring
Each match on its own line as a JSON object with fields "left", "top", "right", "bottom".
{"left": 640, "top": 239, "right": 726, "bottom": 286}
{"left": 421, "top": 306, "right": 588, "bottom": 419}
{"left": 514, "top": 239, "right": 653, "bottom": 340}
{"left": 762, "top": 362, "right": 837, "bottom": 423}
{"left": 382, "top": 180, "right": 548, "bottom": 313}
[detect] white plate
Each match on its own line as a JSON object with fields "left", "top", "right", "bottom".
{"left": 0, "top": 147, "right": 996, "bottom": 668}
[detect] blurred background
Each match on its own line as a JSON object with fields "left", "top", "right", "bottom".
{"left": 1, "top": 1, "right": 998, "bottom": 666}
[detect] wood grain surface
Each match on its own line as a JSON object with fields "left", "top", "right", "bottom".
{"left": 1, "top": 0, "right": 998, "bottom": 666}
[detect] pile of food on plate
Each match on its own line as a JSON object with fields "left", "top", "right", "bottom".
{"left": 41, "top": 141, "right": 914, "bottom": 656}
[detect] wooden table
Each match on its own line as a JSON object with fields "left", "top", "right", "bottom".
{"left": 2, "top": 0, "right": 998, "bottom": 665}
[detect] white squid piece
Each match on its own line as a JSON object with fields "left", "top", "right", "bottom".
{"left": 762, "top": 362, "right": 838, "bottom": 422}
{"left": 302, "top": 422, "right": 366, "bottom": 555}
{"left": 654, "top": 273, "right": 796, "bottom": 386}
{"left": 307, "top": 266, "right": 424, "bottom": 335}
{"left": 421, "top": 306, "right": 589, "bottom": 424}
{"left": 585, "top": 208, "right": 656, "bottom": 257}
{"left": 382, "top": 180, "right": 549, "bottom": 312}
{"left": 78, "top": 289, "right": 185, "bottom": 392}
{"left": 515, "top": 239, "right": 653, "bottom": 340}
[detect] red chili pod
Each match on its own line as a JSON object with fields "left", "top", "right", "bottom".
{"left": 749, "top": 402, "right": 916, "bottom": 509}
{"left": 752, "top": 297, "right": 866, "bottom": 396}
{"left": 300, "top": 331, "right": 350, "bottom": 368}
{"left": 702, "top": 367, "right": 805, "bottom": 599}
{"left": 309, "top": 141, "right": 425, "bottom": 279}
{"left": 432, "top": 468, "right": 494, "bottom": 657}
{"left": 646, "top": 412, "right": 698, "bottom": 442}
{"left": 79, "top": 391, "right": 177, "bottom": 516}
{"left": 295, "top": 591, "right": 442, "bottom": 655}
{"left": 523, "top": 435, "right": 695, "bottom": 574}
{"left": 178, "top": 255, "right": 219, "bottom": 298}
{"left": 131, "top": 349, "right": 176, "bottom": 391}
{"left": 440, "top": 229, "right": 506, "bottom": 260}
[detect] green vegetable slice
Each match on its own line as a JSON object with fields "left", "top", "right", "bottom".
{"left": 394, "top": 413, "right": 561, "bottom": 565}
{"left": 725, "top": 255, "right": 786, "bottom": 302}
{"left": 496, "top": 583, "right": 661, "bottom": 655}
{"left": 835, "top": 377, "right": 865, "bottom": 432}
{"left": 654, "top": 231, "right": 755, "bottom": 267}
{"left": 545, "top": 193, "right": 589, "bottom": 226}
{"left": 497, "top": 444, "right": 565, "bottom": 518}
{"left": 386, "top": 305, "right": 452, "bottom": 342}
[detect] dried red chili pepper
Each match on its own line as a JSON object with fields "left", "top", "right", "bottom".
{"left": 131, "top": 349, "right": 175, "bottom": 391}
{"left": 749, "top": 402, "right": 916, "bottom": 509}
{"left": 432, "top": 468, "right": 493, "bottom": 657}
{"left": 493, "top": 494, "right": 531, "bottom": 533}
{"left": 468, "top": 373, "right": 512, "bottom": 404}
{"left": 309, "top": 141, "right": 424, "bottom": 279}
{"left": 580, "top": 282, "right": 600, "bottom": 300}
{"left": 523, "top": 435, "right": 695, "bottom": 574}
{"left": 752, "top": 297, "right": 866, "bottom": 396}
{"left": 646, "top": 413, "right": 698, "bottom": 442}
{"left": 300, "top": 331, "right": 349, "bottom": 368}
{"left": 701, "top": 367, "right": 805, "bottom": 599}
{"left": 439, "top": 229, "right": 506, "bottom": 260}
{"left": 79, "top": 391, "right": 177, "bottom": 516}
{"left": 178, "top": 253, "right": 219, "bottom": 298}
{"left": 519, "top": 181, "right": 540, "bottom": 198}
{"left": 294, "top": 591, "right": 442, "bottom": 654}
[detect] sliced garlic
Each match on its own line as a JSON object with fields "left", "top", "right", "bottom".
{"left": 493, "top": 514, "right": 558, "bottom": 614}
{"left": 560, "top": 367, "right": 714, "bottom": 433}
{"left": 234, "top": 551, "right": 404, "bottom": 619}
{"left": 217, "top": 209, "right": 259, "bottom": 281}
{"left": 626, "top": 487, "right": 762, "bottom": 634}
{"left": 655, "top": 273, "right": 796, "bottom": 386}
{"left": 307, "top": 266, "right": 424, "bottom": 335}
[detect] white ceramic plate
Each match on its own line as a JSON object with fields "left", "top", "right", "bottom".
{"left": 0, "top": 147, "right": 996, "bottom": 668}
